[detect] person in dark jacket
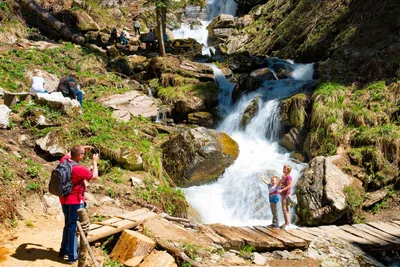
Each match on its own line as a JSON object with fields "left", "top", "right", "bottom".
{"left": 57, "top": 73, "right": 83, "bottom": 106}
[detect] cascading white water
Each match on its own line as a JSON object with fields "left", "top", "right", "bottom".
{"left": 172, "top": 0, "right": 237, "bottom": 55}
{"left": 184, "top": 60, "right": 314, "bottom": 226}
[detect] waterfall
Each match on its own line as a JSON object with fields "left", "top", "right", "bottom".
{"left": 155, "top": 106, "right": 167, "bottom": 123}
{"left": 172, "top": 0, "right": 237, "bottom": 55}
{"left": 147, "top": 87, "right": 153, "bottom": 98}
{"left": 184, "top": 60, "right": 313, "bottom": 226}
{"left": 206, "top": 0, "right": 237, "bottom": 20}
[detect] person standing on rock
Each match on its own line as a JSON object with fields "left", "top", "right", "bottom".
{"left": 30, "top": 69, "right": 48, "bottom": 94}
{"left": 278, "top": 165, "right": 293, "bottom": 229}
{"left": 58, "top": 145, "right": 99, "bottom": 264}
{"left": 133, "top": 18, "right": 140, "bottom": 37}
{"left": 259, "top": 174, "right": 280, "bottom": 229}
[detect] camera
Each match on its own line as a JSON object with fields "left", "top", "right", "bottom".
{"left": 91, "top": 147, "right": 98, "bottom": 154}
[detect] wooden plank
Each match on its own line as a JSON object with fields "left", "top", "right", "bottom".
{"left": 298, "top": 227, "right": 327, "bottom": 237}
{"left": 87, "top": 226, "right": 117, "bottom": 242}
{"left": 231, "top": 227, "right": 264, "bottom": 249}
{"left": 286, "top": 229, "right": 316, "bottom": 242}
{"left": 330, "top": 228, "right": 376, "bottom": 248}
{"left": 112, "top": 211, "right": 158, "bottom": 228}
{"left": 240, "top": 227, "right": 284, "bottom": 248}
{"left": 89, "top": 224, "right": 103, "bottom": 231}
{"left": 339, "top": 225, "right": 391, "bottom": 248}
{"left": 391, "top": 220, "right": 400, "bottom": 227}
{"left": 254, "top": 226, "right": 307, "bottom": 247}
{"left": 367, "top": 221, "right": 400, "bottom": 237}
{"left": 87, "top": 212, "right": 158, "bottom": 243}
{"left": 98, "top": 217, "right": 123, "bottom": 226}
{"left": 352, "top": 224, "right": 400, "bottom": 246}
{"left": 293, "top": 228, "right": 320, "bottom": 238}
{"left": 210, "top": 224, "right": 245, "bottom": 248}
{"left": 118, "top": 209, "right": 150, "bottom": 220}
{"left": 201, "top": 225, "right": 231, "bottom": 249}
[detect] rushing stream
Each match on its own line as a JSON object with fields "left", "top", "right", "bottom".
{"left": 184, "top": 61, "right": 314, "bottom": 226}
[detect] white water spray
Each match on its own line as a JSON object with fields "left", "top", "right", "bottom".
{"left": 184, "top": 60, "right": 314, "bottom": 226}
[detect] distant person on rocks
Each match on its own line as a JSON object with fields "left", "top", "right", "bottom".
{"left": 57, "top": 73, "right": 83, "bottom": 106}
{"left": 110, "top": 27, "right": 118, "bottom": 44}
{"left": 278, "top": 165, "right": 293, "bottom": 229}
{"left": 133, "top": 18, "right": 140, "bottom": 37}
{"left": 146, "top": 28, "right": 155, "bottom": 50}
{"left": 30, "top": 70, "right": 48, "bottom": 94}
{"left": 120, "top": 29, "right": 130, "bottom": 46}
{"left": 259, "top": 174, "right": 280, "bottom": 229}
{"left": 58, "top": 145, "right": 99, "bottom": 264}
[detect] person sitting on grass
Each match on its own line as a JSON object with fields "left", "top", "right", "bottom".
{"left": 30, "top": 69, "right": 48, "bottom": 94}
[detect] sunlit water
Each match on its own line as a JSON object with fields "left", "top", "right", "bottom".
{"left": 184, "top": 60, "right": 314, "bottom": 226}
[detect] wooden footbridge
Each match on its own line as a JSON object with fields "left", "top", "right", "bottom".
{"left": 87, "top": 208, "right": 400, "bottom": 252}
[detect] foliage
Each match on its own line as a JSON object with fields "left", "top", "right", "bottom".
{"left": 26, "top": 182, "right": 41, "bottom": 191}
{"left": 239, "top": 245, "right": 255, "bottom": 258}
{"left": 344, "top": 186, "right": 365, "bottom": 223}
{"left": 136, "top": 179, "right": 188, "bottom": 217}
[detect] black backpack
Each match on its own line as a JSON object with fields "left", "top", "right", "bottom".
{"left": 49, "top": 160, "right": 77, "bottom": 197}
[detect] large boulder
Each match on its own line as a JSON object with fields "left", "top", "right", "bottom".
{"left": 100, "top": 91, "right": 159, "bottom": 121}
{"left": 102, "top": 147, "right": 144, "bottom": 171}
{"left": 246, "top": 67, "right": 276, "bottom": 92}
{"left": 74, "top": 10, "right": 100, "bottom": 31}
{"left": 207, "top": 14, "right": 236, "bottom": 29}
{"left": 167, "top": 38, "right": 203, "bottom": 59}
{"left": 36, "top": 130, "right": 67, "bottom": 157}
{"left": 188, "top": 112, "right": 213, "bottom": 128}
{"left": 296, "top": 155, "right": 362, "bottom": 226}
{"left": 34, "top": 92, "right": 82, "bottom": 117}
{"left": 0, "top": 105, "right": 11, "bottom": 129}
{"left": 162, "top": 127, "right": 239, "bottom": 187}
{"left": 146, "top": 56, "right": 213, "bottom": 81}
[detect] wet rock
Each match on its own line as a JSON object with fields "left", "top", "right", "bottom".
{"left": 188, "top": 112, "right": 213, "bottom": 128}
{"left": 246, "top": 67, "right": 276, "bottom": 92}
{"left": 240, "top": 96, "right": 260, "bottom": 129}
{"left": 34, "top": 92, "right": 82, "bottom": 117}
{"left": 296, "top": 155, "right": 363, "bottom": 226}
{"left": 0, "top": 105, "right": 11, "bottom": 129}
{"left": 36, "top": 130, "right": 67, "bottom": 157}
{"left": 289, "top": 151, "right": 306, "bottom": 162}
{"left": 162, "top": 127, "right": 239, "bottom": 187}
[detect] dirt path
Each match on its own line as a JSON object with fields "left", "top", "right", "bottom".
{"left": 0, "top": 215, "right": 72, "bottom": 267}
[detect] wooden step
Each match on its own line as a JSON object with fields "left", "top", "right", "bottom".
{"left": 253, "top": 226, "right": 307, "bottom": 247}
{"left": 285, "top": 228, "right": 316, "bottom": 242}
{"left": 339, "top": 225, "right": 392, "bottom": 250}
{"left": 240, "top": 227, "right": 284, "bottom": 248}
{"left": 210, "top": 224, "right": 245, "bottom": 248}
{"left": 367, "top": 221, "right": 400, "bottom": 237}
{"left": 352, "top": 224, "right": 400, "bottom": 247}
{"left": 330, "top": 228, "right": 377, "bottom": 249}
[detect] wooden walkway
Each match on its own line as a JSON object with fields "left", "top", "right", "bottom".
{"left": 208, "top": 221, "right": 400, "bottom": 251}
{"left": 87, "top": 208, "right": 158, "bottom": 243}
{"left": 87, "top": 209, "right": 400, "bottom": 252}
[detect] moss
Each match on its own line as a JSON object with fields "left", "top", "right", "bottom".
{"left": 216, "top": 132, "right": 239, "bottom": 158}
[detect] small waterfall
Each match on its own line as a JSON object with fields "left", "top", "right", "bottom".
{"left": 172, "top": 0, "right": 237, "bottom": 55}
{"left": 147, "top": 87, "right": 153, "bottom": 98}
{"left": 184, "top": 60, "right": 313, "bottom": 226}
{"left": 211, "top": 64, "right": 234, "bottom": 116}
{"left": 155, "top": 106, "right": 167, "bottom": 123}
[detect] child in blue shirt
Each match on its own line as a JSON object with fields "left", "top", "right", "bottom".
{"left": 259, "top": 174, "right": 280, "bottom": 228}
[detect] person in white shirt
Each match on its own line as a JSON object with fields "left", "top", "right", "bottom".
{"left": 259, "top": 174, "right": 281, "bottom": 229}
{"left": 30, "top": 70, "right": 48, "bottom": 94}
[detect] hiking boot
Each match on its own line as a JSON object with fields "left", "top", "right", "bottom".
{"left": 57, "top": 252, "right": 66, "bottom": 259}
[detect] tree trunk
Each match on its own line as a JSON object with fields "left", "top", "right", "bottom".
{"left": 156, "top": 7, "right": 166, "bottom": 56}
{"left": 16, "top": 0, "right": 85, "bottom": 44}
